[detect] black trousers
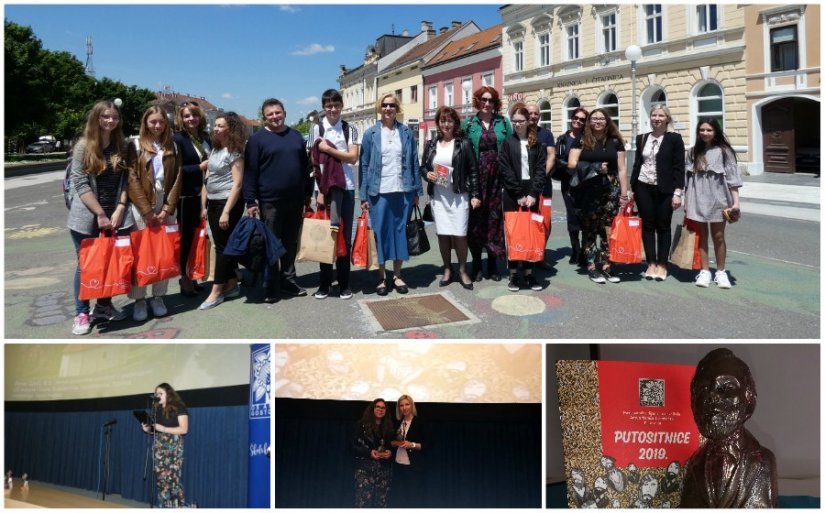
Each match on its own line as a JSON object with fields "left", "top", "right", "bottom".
{"left": 177, "top": 195, "right": 202, "bottom": 279}
{"left": 206, "top": 198, "right": 244, "bottom": 285}
{"left": 319, "top": 190, "right": 354, "bottom": 290}
{"left": 261, "top": 200, "right": 304, "bottom": 292}
{"left": 633, "top": 181, "right": 674, "bottom": 264}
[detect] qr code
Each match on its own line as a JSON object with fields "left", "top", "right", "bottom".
{"left": 639, "top": 378, "right": 665, "bottom": 407}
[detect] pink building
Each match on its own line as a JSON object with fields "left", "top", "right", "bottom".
{"left": 421, "top": 25, "right": 503, "bottom": 141}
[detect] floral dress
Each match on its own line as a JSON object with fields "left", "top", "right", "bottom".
{"left": 468, "top": 125, "right": 505, "bottom": 258}
{"left": 353, "top": 422, "right": 393, "bottom": 507}
{"left": 151, "top": 404, "right": 187, "bottom": 508}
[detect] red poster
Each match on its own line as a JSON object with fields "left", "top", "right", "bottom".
{"left": 597, "top": 361, "right": 699, "bottom": 468}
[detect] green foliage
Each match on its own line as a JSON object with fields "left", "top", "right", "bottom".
{"left": 4, "top": 18, "right": 158, "bottom": 152}
{"left": 292, "top": 120, "right": 312, "bottom": 136}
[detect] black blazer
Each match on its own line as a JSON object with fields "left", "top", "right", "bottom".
{"left": 630, "top": 131, "right": 685, "bottom": 194}
{"left": 173, "top": 131, "right": 211, "bottom": 197}
{"left": 420, "top": 137, "right": 480, "bottom": 199}
{"left": 498, "top": 134, "right": 546, "bottom": 200}
{"left": 393, "top": 418, "right": 426, "bottom": 467}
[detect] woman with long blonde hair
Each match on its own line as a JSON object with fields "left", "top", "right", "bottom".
{"left": 66, "top": 100, "right": 134, "bottom": 335}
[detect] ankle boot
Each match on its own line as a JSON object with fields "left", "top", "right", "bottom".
{"left": 569, "top": 232, "right": 581, "bottom": 265}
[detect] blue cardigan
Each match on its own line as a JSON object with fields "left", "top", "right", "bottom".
{"left": 358, "top": 120, "right": 423, "bottom": 200}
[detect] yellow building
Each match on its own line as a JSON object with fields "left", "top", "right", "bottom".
{"left": 500, "top": 4, "right": 753, "bottom": 169}
{"left": 744, "top": 4, "right": 820, "bottom": 174}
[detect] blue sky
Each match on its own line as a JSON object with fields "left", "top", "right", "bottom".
{"left": 5, "top": 3, "right": 504, "bottom": 121}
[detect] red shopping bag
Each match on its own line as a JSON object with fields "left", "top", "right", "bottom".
{"left": 685, "top": 218, "right": 702, "bottom": 270}
{"left": 504, "top": 207, "right": 546, "bottom": 262}
{"left": 351, "top": 211, "right": 369, "bottom": 268}
{"left": 130, "top": 224, "right": 181, "bottom": 286}
{"left": 538, "top": 194, "right": 552, "bottom": 237}
{"left": 609, "top": 201, "right": 643, "bottom": 264}
{"left": 78, "top": 232, "right": 134, "bottom": 300}
{"left": 307, "top": 208, "right": 347, "bottom": 257}
{"left": 186, "top": 219, "right": 209, "bottom": 280}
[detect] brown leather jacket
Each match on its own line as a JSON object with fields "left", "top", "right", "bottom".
{"left": 127, "top": 139, "right": 183, "bottom": 218}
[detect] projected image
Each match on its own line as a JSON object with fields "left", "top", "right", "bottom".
{"left": 275, "top": 342, "right": 541, "bottom": 403}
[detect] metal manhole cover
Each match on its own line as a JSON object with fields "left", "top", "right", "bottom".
{"left": 360, "top": 292, "right": 479, "bottom": 332}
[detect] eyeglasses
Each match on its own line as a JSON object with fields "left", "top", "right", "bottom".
{"left": 590, "top": 118, "right": 607, "bottom": 124}
{"left": 512, "top": 119, "right": 527, "bottom": 125}
{"left": 324, "top": 103, "right": 342, "bottom": 111}
{"left": 381, "top": 103, "right": 397, "bottom": 109}
{"left": 181, "top": 101, "right": 199, "bottom": 107}
{"left": 572, "top": 116, "right": 587, "bottom": 122}
{"left": 480, "top": 97, "right": 494, "bottom": 104}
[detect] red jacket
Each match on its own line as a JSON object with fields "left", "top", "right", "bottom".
{"left": 311, "top": 138, "right": 346, "bottom": 195}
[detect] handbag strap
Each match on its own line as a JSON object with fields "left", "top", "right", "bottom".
{"left": 410, "top": 204, "right": 423, "bottom": 222}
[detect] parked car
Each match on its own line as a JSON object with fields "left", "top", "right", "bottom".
{"left": 26, "top": 141, "right": 56, "bottom": 153}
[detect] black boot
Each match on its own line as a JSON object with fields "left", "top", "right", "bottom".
{"left": 487, "top": 256, "right": 501, "bottom": 281}
{"left": 569, "top": 231, "right": 581, "bottom": 265}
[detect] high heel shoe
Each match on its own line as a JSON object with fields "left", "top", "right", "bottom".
{"left": 458, "top": 272, "right": 474, "bottom": 290}
{"left": 439, "top": 266, "right": 453, "bottom": 287}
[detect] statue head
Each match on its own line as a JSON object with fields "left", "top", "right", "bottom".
{"left": 690, "top": 348, "right": 756, "bottom": 440}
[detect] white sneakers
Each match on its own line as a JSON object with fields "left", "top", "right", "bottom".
{"left": 150, "top": 297, "right": 168, "bottom": 317}
{"left": 696, "top": 269, "right": 732, "bottom": 289}
{"left": 132, "top": 297, "right": 167, "bottom": 321}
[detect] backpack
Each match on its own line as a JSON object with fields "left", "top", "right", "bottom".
{"left": 317, "top": 120, "right": 351, "bottom": 146}
{"left": 63, "top": 159, "right": 74, "bottom": 209}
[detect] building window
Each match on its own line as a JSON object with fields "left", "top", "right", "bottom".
{"left": 564, "top": 97, "right": 581, "bottom": 131}
{"left": 598, "top": 93, "right": 620, "bottom": 129}
{"left": 696, "top": 4, "right": 718, "bottom": 33}
{"left": 601, "top": 13, "right": 617, "bottom": 53}
{"left": 652, "top": 89, "right": 667, "bottom": 104}
{"left": 461, "top": 77, "right": 473, "bottom": 111}
{"left": 538, "top": 32, "right": 550, "bottom": 67}
{"left": 428, "top": 86, "right": 437, "bottom": 110}
{"left": 696, "top": 82, "right": 724, "bottom": 128}
{"left": 395, "top": 89, "right": 403, "bottom": 102}
{"left": 513, "top": 40, "right": 524, "bottom": 72}
{"left": 539, "top": 100, "right": 552, "bottom": 130}
{"left": 410, "top": 85, "right": 418, "bottom": 103}
{"left": 645, "top": 4, "right": 663, "bottom": 44}
{"left": 444, "top": 82, "right": 454, "bottom": 107}
{"left": 771, "top": 26, "right": 799, "bottom": 71}
{"left": 482, "top": 72, "right": 494, "bottom": 88}
{"left": 566, "top": 23, "right": 580, "bottom": 60}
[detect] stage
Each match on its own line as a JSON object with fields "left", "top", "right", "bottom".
{"left": 4, "top": 480, "right": 143, "bottom": 508}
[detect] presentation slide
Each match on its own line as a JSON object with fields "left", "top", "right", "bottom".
{"left": 275, "top": 343, "right": 541, "bottom": 403}
{"left": 5, "top": 344, "right": 250, "bottom": 401}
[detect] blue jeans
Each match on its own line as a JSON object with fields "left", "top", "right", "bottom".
{"left": 71, "top": 228, "right": 129, "bottom": 315}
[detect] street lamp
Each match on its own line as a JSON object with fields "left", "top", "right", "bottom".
{"left": 625, "top": 45, "right": 642, "bottom": 156}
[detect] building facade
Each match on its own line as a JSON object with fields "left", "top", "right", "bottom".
{"left": 744, "top": 4, "right": 820, "bottom": 174}
{"left": 421, "top": 24, "right": 503, "bottom": 142}
{"left": 500, "top": 4, "right": 755, "bottom": 170}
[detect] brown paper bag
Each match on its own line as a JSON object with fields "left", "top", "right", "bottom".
{"left": 367, "top": 228, "right": 380, "bottom": 271}
{"left": 670, "top": 222, "right": 696, "bottom": 269}
{"left": 297, "top": 216, "right": 337, "bottom": 264}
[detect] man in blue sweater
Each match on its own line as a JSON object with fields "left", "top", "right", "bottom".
{"left": 244, "top": 98, "right": 312, "bottom": 303}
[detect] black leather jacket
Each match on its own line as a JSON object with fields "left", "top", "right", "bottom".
{"left": 420, "top": 136, "right": 480, "bottom": 199}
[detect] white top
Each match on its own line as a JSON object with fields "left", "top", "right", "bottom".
{"left": 433, "top": 140, "right": 454, "bottom": 187}
{"left": 322, "top": 117, "right": 355, "bottom": 190}
{"left": 206, "top": 147, "right": 242, "bottom": 200}
{"left": 639, "top": 134, "right": 664, "bottom": 185}
{"left": 151, "top": 141, "right": 165, "bottom": 185}
{"left": 519, "top": 139, "right": 530, "bottom": 181}
{"left": 379, "top": 126, "right": 403, "bottom": 193}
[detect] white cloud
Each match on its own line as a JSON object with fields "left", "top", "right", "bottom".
{"left": 290, "top": 43, "right": 335, "bottom": 56}
{"left": 221, "top": 93, "right": 236, "bottom": 99}
{"left": 279, "top": 5, "right": 300, "bottom": 13}
{"left": 296, "top": 96, "right": 319, "bottom": 106}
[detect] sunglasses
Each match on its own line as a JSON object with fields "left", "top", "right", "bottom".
{"left": 480, "top": 97, "right": 494, "bottom": 104}
{"left": 381, "top": 103, "right": 397, "bottom": 108}
{"left": 573, "top": 117, "right": 587, "bottom": 122}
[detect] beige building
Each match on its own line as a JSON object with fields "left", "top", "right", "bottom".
{"left": 744, "top": 4, "right": 820, "bottom": 174}
{"left": 500, "top": 4, "right": 755, "bottom": 170}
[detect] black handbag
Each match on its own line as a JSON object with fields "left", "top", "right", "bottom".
{"left": 422, "top": 203, "right": 434, "bottom": 222}
{"left": 406, "top": 205, "right": 430, "bottom": 256}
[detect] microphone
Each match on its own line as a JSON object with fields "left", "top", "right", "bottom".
{"left": 103, "top": 418, "right": 117, "bottom": 427}
{"left": 151, "top": 394, "right": 160, "bottom": 402}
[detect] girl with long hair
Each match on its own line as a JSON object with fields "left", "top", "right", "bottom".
{"left": 141, "top": 382, "right": 189, "bottom": 508}
{"left": 173, "top": 102, "right": 211, "bottom": 296}
{"left": 198, "top": 112, "right": 247, "bottom": 310}
{"left": 685, "top": 118, "right": 742, "bottom": 288}
{"left": 127, "top": 105, "right": 183, "bottom": 321}
{"left": 498, "top": 107, "right": 547, "bottom": 291}
{"left": 567, "top": 108, "right": 629, "bottom": 284}
{"left": 555, "top": 107, "right": 589, "bottom": 265}
{"left": 67, "top": 100, "right": 135, "bottom": 335}
{"left": 352, "top": 398, "right": 395, "bottom": 507}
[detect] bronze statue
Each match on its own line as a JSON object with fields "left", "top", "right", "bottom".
{"left": 680, "top": 348, "right": 778, "bottom": 508}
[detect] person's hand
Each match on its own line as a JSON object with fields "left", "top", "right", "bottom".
{"left": 247, "top": 206, "right": 259, "bottom": 218}
{"left": 304, "top": 197, "right": 312, "bottom": 209}
{"left": 470, "top": 198, "right": 481, "bottom": 209}
{"left": 361, "top": 200, "right": 369, "bottom": 211}
{"left": 316, "top": 192, "right": 325, "bottom": 209}
{"left": 619, "top": 195, "right": 630, "bottom": 208}
{"left": 219, "top": 212, "right": 230, "bottom": 230}
{"left": 111, "top": 207, "right": 124, "bottom": 229}
{"left": 426, "top": 171, "right": 437, "bottom": 182}
{"left": 144, "top": 213, "right": 159, "bottom": 227}
{"left": 156, "top": 210, "right": 168, "bottom": 225}
{"left": 600, "top": 162, "right": 609, "bottom": 174}
{"left": 199, "top": 160, "right": 208, "bottom": 172}
{"left": 153, "top": 424, "right": 165, "bottom": 433}
{"left": 370, "top": 449, "right": 380, "bottom": 460}
{"left": 413, "top": 196, "right": 419, "bottom": 206}
{"left": 523, "top": 196, "right": 536, "bottom": 208}
{"left": 380, "top": 450, "right": 392, "bottom": 459}
{"left": 96, "top": 213, "right": 113, "bottom": 230}
{"left": 200, "top": 208, "right": 208, "bottom": 220}
{"left": 318, "top": 140, "right": 332, "bottom": 154}
{"left": 672, "top": 195, "right": 683, "bottom": 210}
{"left": 141, "top": 423, "right": 151, "bottom": 433}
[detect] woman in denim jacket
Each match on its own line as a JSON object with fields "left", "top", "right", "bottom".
{"left": 358, "top": 93, "right": 423, "bottom": 296}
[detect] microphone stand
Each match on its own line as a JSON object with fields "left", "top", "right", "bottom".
{"left": 142, "top": 396, "right": 158, "bottom": 508}
{"left": 102, "top": 420, "right": 114, "bottom": 501}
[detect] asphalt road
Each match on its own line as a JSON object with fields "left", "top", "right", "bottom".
{"left": 4, "top": 170, "right": 820, "bottom": 339}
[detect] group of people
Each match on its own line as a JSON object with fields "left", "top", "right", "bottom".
{"left": 353, "top": 395, "right": 425, "bottom": 508}
{"left": 68, "top": 86, "right": 743, "bottom": 335}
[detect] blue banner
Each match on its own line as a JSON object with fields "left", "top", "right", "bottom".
{"left": 248, "top": 344, "right": 271, "bottom": 507}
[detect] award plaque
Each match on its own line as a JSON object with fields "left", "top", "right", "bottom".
{"left": 556, "top": 360, "right": 701, "bottom": 508}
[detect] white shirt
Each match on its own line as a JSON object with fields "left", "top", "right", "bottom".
{"left": 639, "top": 134, "right": 664, "bottom": 185}
{"left": 519, "top": 139, "right": 530, "bottom": 181}
{"left": 379, "top": 126, "right": 403, "bottom": 193}
{"left": 321, "top": 118, "right": 355, "bottom": 190}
